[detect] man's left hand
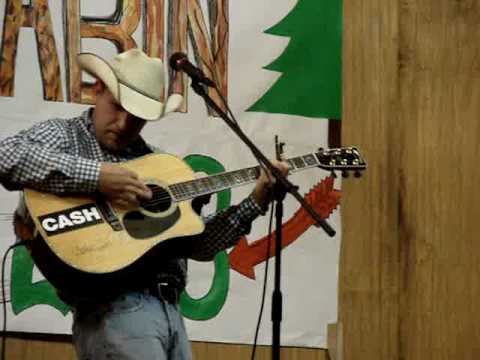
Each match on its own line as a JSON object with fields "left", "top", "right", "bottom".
{"left": 252, "top": 160, "right": 290, "bottom": 210}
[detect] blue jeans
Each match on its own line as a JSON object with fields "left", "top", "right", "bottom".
{"left": 72, "top": 292, "right": 192, "bottom": 360}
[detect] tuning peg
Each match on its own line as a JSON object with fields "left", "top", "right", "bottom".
{"left": 330, "top": 171, "right": 337, "bottom": 179}
{"left": 342, "top": 171, "right": 349, "bottom": 178}
{"left": 354, "top": 170, "right": 363, "bottom": 178}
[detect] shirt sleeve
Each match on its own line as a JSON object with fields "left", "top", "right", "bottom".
{"left": 0, "top": 119, "right": 100, "bottom": 194}
{"left": 188, "top": 194, "right": 264, "bottom": 261}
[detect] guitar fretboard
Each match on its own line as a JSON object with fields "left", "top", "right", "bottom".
{"left": 168, "top": 153, "right": 322, "bottom": 202}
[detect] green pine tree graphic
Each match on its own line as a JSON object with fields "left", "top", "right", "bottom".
{"left": 248, "top": 0, "right": 342, "bottom": 119}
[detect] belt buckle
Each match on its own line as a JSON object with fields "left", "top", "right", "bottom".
{"left": 158, "top": 282, "right": 178, "bottom": 304}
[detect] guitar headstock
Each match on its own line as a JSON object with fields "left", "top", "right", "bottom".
{"left": 316, "top": 147, "right": 367, "bottom": 177}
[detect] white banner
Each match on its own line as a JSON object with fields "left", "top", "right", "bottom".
{"left": 0, "top": 0, "right": 342, "bottom": 348}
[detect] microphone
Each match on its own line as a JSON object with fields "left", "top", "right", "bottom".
{"left": 169, "top": 52, "right": 216, "bottom": 87}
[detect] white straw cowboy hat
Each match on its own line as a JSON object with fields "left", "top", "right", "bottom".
{"left": 77, "top": 49, "right": 183, "bottom": 121}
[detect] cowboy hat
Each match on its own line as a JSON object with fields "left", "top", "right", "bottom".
{"left": 77, "top": 49, "right": 183, "bottom": 121}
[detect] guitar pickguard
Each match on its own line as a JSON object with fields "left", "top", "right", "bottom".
{"left": 122, "top": 206, "right": 181, "bottom": 239}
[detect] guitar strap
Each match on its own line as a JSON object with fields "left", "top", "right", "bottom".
{"left": 13, "top": 194, "right": 38, "bottom": 243}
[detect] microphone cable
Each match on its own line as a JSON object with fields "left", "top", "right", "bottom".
{"left": 181, "top": 21, "right": 283, "bottom": 356}
{"left": 1, "top": 240, "right": 31, "bottom": 360}
{"left": 251, "top": 202, "right": 274, "bottom": 360}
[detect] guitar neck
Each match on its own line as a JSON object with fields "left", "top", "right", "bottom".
{"left": 168, "top": 153, "right": 322, "bottom": 202}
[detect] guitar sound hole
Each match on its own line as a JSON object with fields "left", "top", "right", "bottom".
{"left": 141, "top": 184, "right": 172, "bottom": 213}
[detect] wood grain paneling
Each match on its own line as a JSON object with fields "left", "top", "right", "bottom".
{"left": 396, "top": 1, "right": 480, "bottom": 359}
{"left": 340, "top": 0, "right": 401, "bottom": 359}
{"left": 0, "top": 337, "right": 328, "bottom": 360}
{"left": 341, "top": 1, "right": 480, "bottom": 360}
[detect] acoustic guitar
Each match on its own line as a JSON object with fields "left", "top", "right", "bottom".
{"left": 17, "top": 147, "right": 366, "bottom": 298}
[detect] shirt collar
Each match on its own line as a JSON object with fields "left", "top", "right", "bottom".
{"left": 81, "top": 107, "right": 152, "bottom": 157}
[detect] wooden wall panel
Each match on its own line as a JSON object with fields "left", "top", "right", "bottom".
{"left": 340, "top": 0, "right": 401, "bottom": 359}
{"left": 1, "top": 337, "right": 75, "bottom": 359}
{"left": 0, "top": 337, "right": 328, "bottom": 359}
{"left": 342, "top": 1, "right": 480, "bottom": 360}
{"left": 397, "top": 1, "right": 480, "bottom": 359}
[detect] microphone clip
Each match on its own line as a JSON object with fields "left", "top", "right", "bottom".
{"left": 169, "top": 52, "right": 216, "bottom": 88}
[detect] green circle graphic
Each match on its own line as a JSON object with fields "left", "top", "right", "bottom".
{"left": 180, "top": 154, "right": 232, "bottom": 320}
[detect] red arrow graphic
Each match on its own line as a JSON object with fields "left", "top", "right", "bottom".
{"left": 229, "top": 176, "right": 341, "bottom": 280}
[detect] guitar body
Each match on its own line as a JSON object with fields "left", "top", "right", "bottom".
{"left": 23, "top": 153, "right": 204, "bottom": 297}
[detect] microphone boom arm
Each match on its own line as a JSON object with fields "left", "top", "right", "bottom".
{"left": 189, "top": 81, "right": 336, "bottom": 237}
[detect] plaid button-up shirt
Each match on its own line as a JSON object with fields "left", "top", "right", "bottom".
{"left": 0, "top": 109, "right": 262, "bottom": 296}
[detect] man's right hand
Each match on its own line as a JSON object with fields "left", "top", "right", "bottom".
{"left": 98, "top": 163, "right": 152, "bottom": 208}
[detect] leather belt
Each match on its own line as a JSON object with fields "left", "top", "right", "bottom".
{"left": 144, "top": 282, "right": 180, "bottom": 304}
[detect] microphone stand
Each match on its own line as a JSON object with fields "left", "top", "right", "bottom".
{"left": 189, "top": 80, "right": 336, "bottom": 360}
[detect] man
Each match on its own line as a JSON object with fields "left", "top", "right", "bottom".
{"left": 0, "top": 49, "right": 288, "bottom": 359}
